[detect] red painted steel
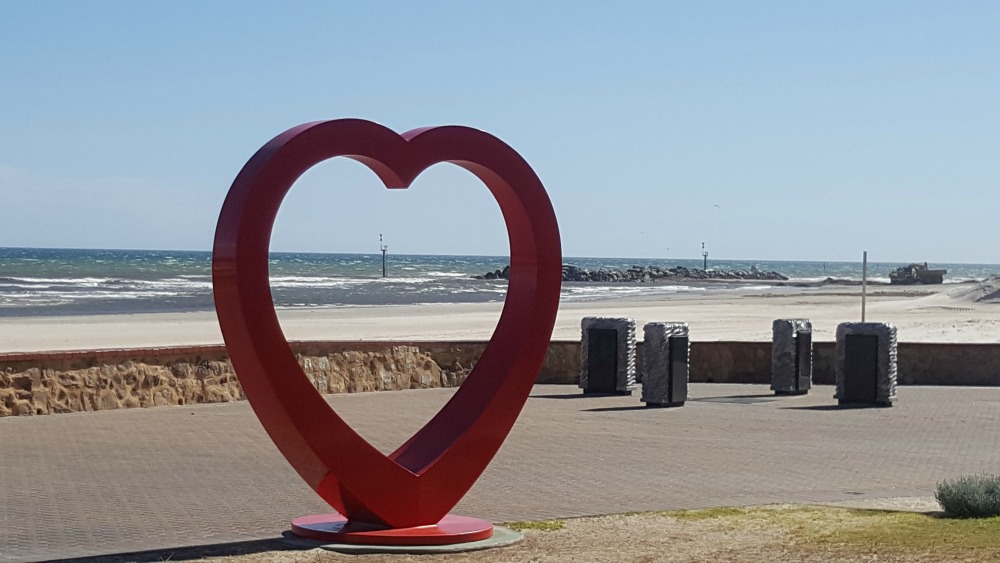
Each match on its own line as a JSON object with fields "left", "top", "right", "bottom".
{"left": 290, "top": 513, "right": 494, "bottom": 545}
{"left": 212, "top": 119, "right": 562, "bottom": 538}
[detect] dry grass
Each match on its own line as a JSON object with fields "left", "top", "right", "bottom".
{"left": 109, "top": 504, "right": 1000, "bottom": 562}
{"left": 506, "top": 518, "right": 566, "bottom": 532}
{"left": 647, "top": 505, "right": 1000, "bottom": 562}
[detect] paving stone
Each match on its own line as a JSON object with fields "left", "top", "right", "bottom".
{"left": 2, "top": 383, "right": 999, "bottom": 561}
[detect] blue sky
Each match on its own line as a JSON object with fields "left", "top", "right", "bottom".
{"left": 1, "top": 1, "right": 998, "bottom": 263}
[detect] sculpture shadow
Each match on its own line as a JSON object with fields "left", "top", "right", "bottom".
{"left": 690, "top": 395, "right": 780, "bottom": 405}
{"left": 531, "top": 392, "right": 632, "bottom": 400}
{"left": 691, "top": 393, "right": 776, "bottom": 401}
{"left": 782, "top": 403, "right": 888, "bottom": 411}
{"left": 48, "top": 536, "right": 302, "bottom": 563}
{"left": 582, "top": 405, "right": 654, "bottom": 413}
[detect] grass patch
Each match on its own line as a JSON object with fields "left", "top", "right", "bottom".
{"left": 804, "top": 509, "right": 1000, "bottom": 553}
{"left": 642, "top": 505, "right": 1000, "bottom": 559}
{"left": 505, "top": 519, "right": 565, "bottom": 532}
{"left": 504, "top": 505, "right": 1000, "bottom": 559}
{"left": 936, "top": 473, "right": 1000, "bottom": 518}
{"left": 654, "top": 506, "right": 757, "bottom": 521}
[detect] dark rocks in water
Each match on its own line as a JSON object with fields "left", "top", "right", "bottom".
{"left": 473, "top": 265, "right": 511, "bottom": 280}
{"left": 474, "top": 264, "right": 788, "bottom": 282}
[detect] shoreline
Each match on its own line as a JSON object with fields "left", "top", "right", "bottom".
{"left": 2, "top": 283, "right": 998, "bottom": 353}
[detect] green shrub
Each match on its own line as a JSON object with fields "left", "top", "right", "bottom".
{"left": 936, "top": 473, "right": 1000, "bottom": 518}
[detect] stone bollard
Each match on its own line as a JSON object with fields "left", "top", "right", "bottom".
{"left": 771, "top": 319, "right": 813, "bottom": 395}
{"left": 580, "top": 317, "right": 636, "bottom": 395}
{"left": 641, "top": 322, "right": 689, "bottom": 407}
{"left": 835, "top": 322, "right": 897, "bottom": 407}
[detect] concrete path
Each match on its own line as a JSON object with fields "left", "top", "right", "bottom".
{"left": 2, "top": 383, "right": 999, "bottom": 562}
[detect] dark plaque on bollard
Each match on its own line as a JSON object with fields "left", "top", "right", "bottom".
{"left": 771, "top": 319, "right": 812, "bottom": 395}
{"left": 641, "top": 322, "right": 689, "bottom": 407}
{"left": 587, "top": 328, "right": 619, "bottom": 393}
{"left": 580, "top": 317, "right": 636, "bottom": 395}
{"left": 835, "top": 322, "right": 896, "bottom": 407}
{"left": 795, "top": 329, "right": 812, "bottom": 393}
{"left": 668, "top": 335, "right": 689, "bottom": 404}
{"left": 843, "top": 334, "right": 879, "bottom": 404}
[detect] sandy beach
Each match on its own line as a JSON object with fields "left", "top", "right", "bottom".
{"left": 2, "top": 282, "right": 999, "bottom": 354}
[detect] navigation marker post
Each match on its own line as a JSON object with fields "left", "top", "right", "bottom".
{"left": 380, "top": 233, "right": 388, "bottom": 278}
{"left": 861, "top": 250, "right": 868, "bottom": 322}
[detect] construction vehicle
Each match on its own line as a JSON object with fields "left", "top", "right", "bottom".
{"left": 889, "top": 262, "right": 947, "bottom": 285}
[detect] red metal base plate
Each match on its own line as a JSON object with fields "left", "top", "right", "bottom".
{"left": 290, "top": 514, "right": 494, "bottom": 546}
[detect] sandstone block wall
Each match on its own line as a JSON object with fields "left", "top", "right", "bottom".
{"left": 0, "top": 344, "right": 447, "bottom": 417}
{"left": 3, "top": 340, "right": 999, "bottom": 417}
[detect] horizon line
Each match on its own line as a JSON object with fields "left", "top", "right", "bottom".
{"left": 1, "top": 246, "right": 997, "bottom": 267}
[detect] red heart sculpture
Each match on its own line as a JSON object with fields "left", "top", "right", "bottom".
{"left": 212, "top": 119, "right": 562, "bottom": 542}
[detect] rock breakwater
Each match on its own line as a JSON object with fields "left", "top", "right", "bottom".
{"left": 475, "top": 264, "right": 788, "bottom": 282}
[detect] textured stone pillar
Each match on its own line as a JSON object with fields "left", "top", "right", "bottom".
{"left": 641, "top": 322, "right": 689, "bottom": 407}
{"left": 771, "top": 319, "right": 813, "bottom": 395}
{"left": 835, "top": 322, "right": 897, "bottom": 407}
{"left": 580, "top": 317, "right": 636, "bottom": 394}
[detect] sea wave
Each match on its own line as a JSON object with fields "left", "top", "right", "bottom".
{"left": 561, "top": 284, "right": 709, "bottom": 302}
{"left": 3, "top": 247, "right": 999, "bottom": 317}
{"left": 267, "top": 276, "right": 372, "bottom": 288}
{"left": 0, "top": 276, "right": 214, "bottom": 290}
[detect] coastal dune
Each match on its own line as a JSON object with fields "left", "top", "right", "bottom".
{"left": 2, "top": 282, "right": 999, "bottom": 354}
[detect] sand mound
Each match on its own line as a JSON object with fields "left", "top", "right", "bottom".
{"left": 946, "top": 277, "right": 1000, "bottom": 304}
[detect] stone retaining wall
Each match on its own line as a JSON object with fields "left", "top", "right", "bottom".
{"left": 2, "top": 340, "right": 998, "bottom": 417}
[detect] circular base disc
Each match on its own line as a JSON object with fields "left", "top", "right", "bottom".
{"left": 290, "top": 513, "right": 494, "bottom": 546}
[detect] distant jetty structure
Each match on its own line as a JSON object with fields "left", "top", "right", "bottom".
{"left": 474, "top": 264, "right": 788, "bottom": 282}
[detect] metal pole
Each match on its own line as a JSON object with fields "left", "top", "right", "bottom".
{"left": 702, "top": 242, "right": 708, "bottom": 270}
{"left": 861, "top": 250, "right": 868, "bottom": 322}
{"left": 380, "top": 234, "right": 388, "bottom": 278}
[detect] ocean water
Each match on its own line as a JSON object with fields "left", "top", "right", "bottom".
{"left": 1, "top": 247, "right": 998, "bottom": 317}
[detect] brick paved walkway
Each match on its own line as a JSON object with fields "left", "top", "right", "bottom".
{"left": 2, "top": 383, "right": 999, "bottom": 562}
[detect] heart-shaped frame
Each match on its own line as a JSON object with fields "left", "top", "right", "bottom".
{"left": 212, "top": 119, "right": 562, "bottom": 539}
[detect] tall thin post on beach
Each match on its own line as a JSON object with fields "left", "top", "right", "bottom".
{"left": 861, "top": 250, "right": 868, "bottom": 322}
{"left": 701, "top": 242, "right": 708, "bottom": 271}
{"left": 380, "top": 234, "right": 388, "bottom": 278}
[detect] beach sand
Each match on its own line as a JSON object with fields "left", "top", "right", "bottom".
{"left": 2, "top": 282, "right": 999, "bottom": 353}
